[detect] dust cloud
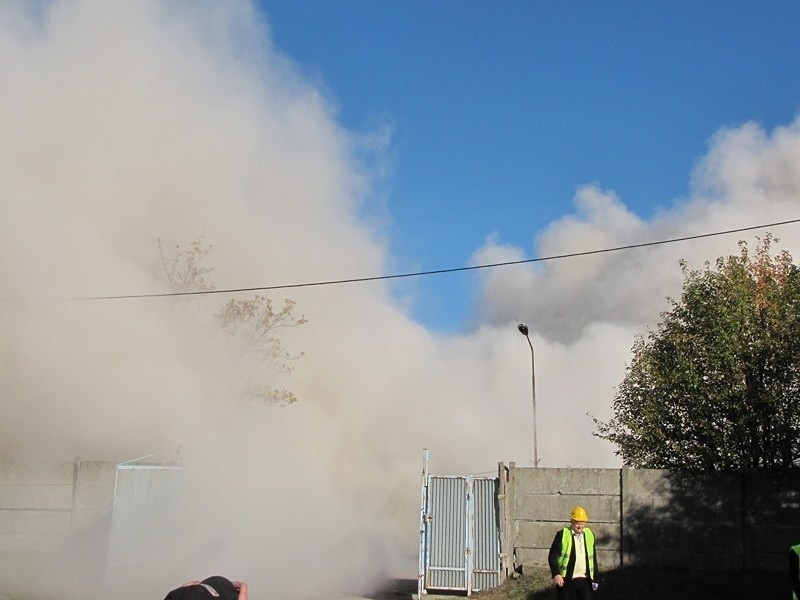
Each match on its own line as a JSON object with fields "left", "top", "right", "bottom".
{"left": 2, "top": 1, "right": 800, "bottom": 598}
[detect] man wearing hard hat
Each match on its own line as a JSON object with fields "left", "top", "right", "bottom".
{"left": 548, "top": 506, "right": 598, "bottom": 599}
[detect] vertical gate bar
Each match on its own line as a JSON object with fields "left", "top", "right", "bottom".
{"left": 497, "top": 463, "right": 509, "bottom": 580}
{"left": 466, "top": 475, "right": 474, "bottom": 596}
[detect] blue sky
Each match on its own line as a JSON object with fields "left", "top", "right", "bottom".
{"left": 259, "top": 1, "right": 800, "bottom": 330}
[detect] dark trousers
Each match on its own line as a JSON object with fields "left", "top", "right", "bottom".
{"left": 556, "top": 576, "right": 593, "bottom": 600}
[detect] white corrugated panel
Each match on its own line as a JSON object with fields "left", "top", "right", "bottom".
{"left": 106, "top": 464, "right": 182, "bottom": 585}
{"left": 421, "top": 474, "right": 501, "bottom": 596}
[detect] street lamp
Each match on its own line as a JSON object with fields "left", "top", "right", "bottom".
{"left": 517, "top": 323, "right": 538, "bottom": 467}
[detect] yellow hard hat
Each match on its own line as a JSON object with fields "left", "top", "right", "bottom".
{"left": 570, "top": 506, "right": 589, "bottom": 522}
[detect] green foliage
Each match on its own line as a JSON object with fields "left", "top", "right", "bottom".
{"left": 152, "top": 236, "right": 306, "bottom": 405}
{"left": 595, "top": 234, "right": 800, "bottom": 471}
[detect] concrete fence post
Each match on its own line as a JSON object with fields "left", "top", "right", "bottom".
{"left": 497, "top": 462, "right": 509, "bottom": 579}
{"left": 618, "top": 467, "right": 624, "bottom": 568}
{"left": 70, "top": 456, "right": 82, "bottom": 534}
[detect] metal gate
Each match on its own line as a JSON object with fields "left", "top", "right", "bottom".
{"left": 105, "top": 461, "right": 183, "bottom": 585}
{"left": 418, "top": 450, "right": 501, "bottom": 596}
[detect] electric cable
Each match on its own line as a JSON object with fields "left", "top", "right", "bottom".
{"left": 12, "top": 217, "right": 800, "bottom": 302}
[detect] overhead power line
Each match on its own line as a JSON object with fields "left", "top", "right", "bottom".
{"left": 41, "top": 217, "right": 800, "bottom": 301}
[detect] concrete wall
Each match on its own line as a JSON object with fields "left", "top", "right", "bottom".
{"left": 502, "top": 466, "right": 621, "bottom": 572}
{"left": 0, "top": 460, "right": 117, "bottom": 553}
{"left": 501, "top": 464, "right": 800, "bottom": 573}
{"left": 0, "top": 459, "right": 183, "bottom": 591}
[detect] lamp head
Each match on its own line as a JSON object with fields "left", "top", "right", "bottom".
{"left": 517, "top": 323, "right": 529, "bottom": 336}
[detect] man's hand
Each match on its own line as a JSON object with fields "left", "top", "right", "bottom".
{"left": 553, "top": 574, "right": 565, "bottom": 587}
{"left": 233, "top": 581, "right": 249, "bottom": 600}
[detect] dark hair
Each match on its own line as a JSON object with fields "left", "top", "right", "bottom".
{"left": 164, "top": 576, "right": 238, "bottom": 600}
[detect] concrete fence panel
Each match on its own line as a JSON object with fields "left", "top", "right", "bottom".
{"left": 0, "top": 460, "right": 138, "bottom": 555}
{"left": 501, "top": 464, "right": 800, "bottom": 574}
{"left": 622, "top": 469, "right": 744, "bottom": 570}
{"left": 745, "top": 472, "right": 800, "bottom": 571}
{"left": 505, "top": 466, "right": 622, "bottom": 572}
{"left": 71, "top": 461, "right": 117, "bottom": 532}
{"left": 0, "top": 462, "right": 75, "bottom": 552}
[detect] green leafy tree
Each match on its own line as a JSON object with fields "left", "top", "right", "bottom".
{"left": 153, "top": 236, "right": 306, "bottom": 405}
{"left": 595, "top": 234, "right": 800, "bottom": 471}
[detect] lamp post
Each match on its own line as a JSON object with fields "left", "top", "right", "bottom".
{"left": 517, "top": 323, "right": 538, "bottom": 467}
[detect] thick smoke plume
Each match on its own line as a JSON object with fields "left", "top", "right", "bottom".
{"left": 2, "top": 1, "right": 800, "bottom": 598}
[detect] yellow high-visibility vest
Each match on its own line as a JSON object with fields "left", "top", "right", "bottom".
{"left": 556, "top": 527, "right": 595, "bottom": 580}
{"left": 792, "top": 544, "right": 800, "bottom": 600}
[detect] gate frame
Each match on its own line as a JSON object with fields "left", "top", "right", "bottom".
{"left": 417, "top": 450, "right": 503, "bottom": 597}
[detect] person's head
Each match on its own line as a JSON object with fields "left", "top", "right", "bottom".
{"left": 164, "top": 576, "right": 240, "bottom": 600}
{"left": 570, "top": 506, "right": 589, "bottom": 534}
